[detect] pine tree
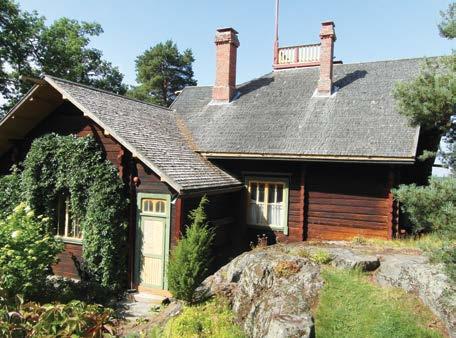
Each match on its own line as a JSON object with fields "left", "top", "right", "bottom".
{"left": 393, "top": 2, "right": 456, "bottom": 170}
{"left": 128, "top": 40, "right": 197, "bottom": 106}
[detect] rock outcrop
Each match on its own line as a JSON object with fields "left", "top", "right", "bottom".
{"left": 375, "top": 254, "right": 456, "bottom": 337}
{"left": 201, "top": 249, "right": 323, "bottom": 338}
{"left": 199, "top": 243, "right": 454, "bottom": 338}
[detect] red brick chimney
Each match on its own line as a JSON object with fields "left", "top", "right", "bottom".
{"left": 212, "top": 28, "right": 240, "bottom": 102}
{"left": 318, "top": 21, "right": 336, "bottom": 96}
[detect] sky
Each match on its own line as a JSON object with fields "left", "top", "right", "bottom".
{"left": 16, "top": 0, "right": 456, "bottom": 87}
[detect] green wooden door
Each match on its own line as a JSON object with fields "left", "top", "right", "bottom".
{"left": 135, "top": 193, "right": 171, "bottom": 290}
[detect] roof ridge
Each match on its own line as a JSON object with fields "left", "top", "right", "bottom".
{"left": 334, "top": 55, "right": 439, "bottom": 67}
{"left": 44, "top": 74, "right": 173, "bottom": 111}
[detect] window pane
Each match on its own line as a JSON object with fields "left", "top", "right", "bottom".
{"left": 57, "top": 197, "right": 65, "bottom": 236}
{"left": 258, "top": 184, "right": 265, "bottom": 202}
{"left": 277, "top": 185, "right": 283, "bottom": 203}
{"left": 73, "top": 221, "right": 82, "bottom": 239}
{"left": 250, "top": 183, "right": 257, "bottom": 202}
{"left": 268, "top": 184, "right": 276, "bottom": 203}
{"left": 267, "top": 204, "right": 283, "bottom": 226}
{"left": 247, "top": 203, "right": 256, "bottom": 224}
{"left": 156, "top": 201, "right": 165, "bottom": 213}
{"left": 256, "top": 204, "right": 266, "bottom": 225}
{"left": 143, "top": 200, "right": 153, "bottom": 212}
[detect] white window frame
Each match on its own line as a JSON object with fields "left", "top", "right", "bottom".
{"left": 56, "top": 195, "right": 83, "bottom": 243}
{"left": 141, "top": 198, "right": 167, "bottom": 216}
{"left": 245, "top": 176, "right": 289, "bottom": 235}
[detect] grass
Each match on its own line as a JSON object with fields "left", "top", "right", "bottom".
{"left": 293, "top": 247, "right": 333, "bottom": 264}
{"left": 315, "top": 268, "right": 445, "bottom": 338}
{"left": 350, "top": 233, "right": 445, "bottom": 252}
{"left": 146, "top": 297, "right": 245, "bottom": 338}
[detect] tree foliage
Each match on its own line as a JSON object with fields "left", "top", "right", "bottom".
{"left": 393, "top": 2, "right": 456, "bottom": 170}
{"left": 36, "top": 18, "right": 127, "bottom": 94}
{"left": 167, "top": 196, "right": 214, "bottom": 303}
{"left": 128, "top": 40, "right": 197, "bottom": 106}
{"left": 439, "top": 2, "right": 456, "bottom": 39}
{"left": 0, "top": 0, "right": 126, "bottom": 114}
{"left": 0, "top": 203, "right": 64, "bottom": 300}
{"left": 0, "top": 134, "right": 128, "bottom": 291}
{"left": 0, "top": 0, "right": 44, "bottom": 107}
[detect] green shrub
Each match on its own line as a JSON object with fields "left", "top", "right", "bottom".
{"left": 0, "top": 167, "right": 22, "bottom": 219}
{"left": 393, "top": 176, "right": 456, "bottom": 237}
{"left": 0, "top": 298, "right": 116, "bottom": 337}
{"left": 167, "top": 196, "right": 214, "bottom": 303}
{"left": 162, "top": 297, "right": 245, "bottom": 338}
{"left": 0, "top": 204, "right": 64, "bottom": 300}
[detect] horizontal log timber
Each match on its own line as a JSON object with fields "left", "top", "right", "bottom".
{"left": 308, "top": 224, "right": 388, "bottom": 240}
{"left": 309, "top": 197, "right": 388, "bottom": 208}
{"left": 308, "top": 191, "right": 388, "bottom": 202}
{"left": 307, "top": 216, "right": 387, "bottom": 229}
{"left": 308, "top": 211, "right": 388, "bottom": 223}
{"left": 308, "top": 204, "right": 387, "bottom": 215}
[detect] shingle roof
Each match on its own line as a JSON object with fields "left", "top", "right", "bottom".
{"left": 171, "top": 58, "right": 423, "bottom": 161}
{"left": 46, "top": 76, "right": 241, "bottom": 193}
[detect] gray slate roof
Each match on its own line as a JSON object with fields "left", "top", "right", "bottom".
{"left": 47, "top": 76, "right": 241, "bottom": 193}
{"left": 172, "top": 58, "right": 423, "bottom": 160}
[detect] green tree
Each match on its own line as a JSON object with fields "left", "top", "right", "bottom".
{"left": 167, "top": 196, "right": 214, "bottom": 303}
{"left": 393, "top": 3, "right": 456, "bottom": 170}
{"left": 0, "top": 0, "right": 44, "bottom": 107}
{"left": 393, "top": 3, "right": 456, "bottom": 283}
{"left": 36, "top": 18, "right": 127, "bottom": 94}
{"left": 128, "top": 40, "right": 197, "bottom": 106}
{"left": 0, "top": 1, "right": 126, "bottom": 115}
{"left": 439, "top": 2, "right": 456, "bottom": 39}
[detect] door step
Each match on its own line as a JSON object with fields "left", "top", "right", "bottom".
{"left": 133, "top": 292, "right": 166, "bottom": 305}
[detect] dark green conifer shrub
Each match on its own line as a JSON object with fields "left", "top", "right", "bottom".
{"left": 167, "top": 196, "right": 214, "bottom": 303}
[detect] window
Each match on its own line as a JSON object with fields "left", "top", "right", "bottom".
{"left": 57, "top": 195, "right": 82, "bottom": 241}
{"left": 142, "top": 198, "right": 166, "bottom": 215}
{"left": 246, "top": 178, "right": 288, "bottom": 232}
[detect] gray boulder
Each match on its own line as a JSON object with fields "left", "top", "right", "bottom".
{"left": 375, "top": 254, "right": 456, "bottom": 337}
{"left": 201, "top": 250, "right": 323, "bottom": 338}
{"left": 327, "top": 247, "right": 380, "bottom": 271}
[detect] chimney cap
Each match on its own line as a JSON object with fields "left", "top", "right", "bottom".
{"left": 321, "top": 20, "right": 335, "bottom": 26}
{"left": 216, "top": 27, "right": 239, "bottom": 34}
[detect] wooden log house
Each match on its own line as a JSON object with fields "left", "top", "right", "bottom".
{"left": 0, "top": 22, "right": 432, "bottom": 293}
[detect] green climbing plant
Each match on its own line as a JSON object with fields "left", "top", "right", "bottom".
{"left": 3, "top": 134, "right": 128, "bottom": 291}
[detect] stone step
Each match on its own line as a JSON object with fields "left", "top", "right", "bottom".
{"left": 133, "top": 292, "right": 166, "bottom": 305}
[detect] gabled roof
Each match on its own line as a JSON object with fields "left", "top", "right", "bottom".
{"left": 0, "top": 76, "right": 242, "bottom": 193}
{"left": 172, "top": 58, "right": 423, "bottom": 163}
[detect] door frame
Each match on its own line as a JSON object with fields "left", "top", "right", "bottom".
{"left": 135, "top": 192, "right": 171, "bottom": 290}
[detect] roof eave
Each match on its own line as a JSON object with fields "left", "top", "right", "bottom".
{"left": 199, "top": 151, "right": 416, "bottom": 165}
{"left": 179, "top": 183, "right": 244, "bottom": 197}
{"left": 0, "top": 84, "right": 41, "bottom": 128}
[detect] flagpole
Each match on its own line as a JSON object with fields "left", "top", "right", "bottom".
{"left": 273, "top": 0, "right": 280, "bottom": 65}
